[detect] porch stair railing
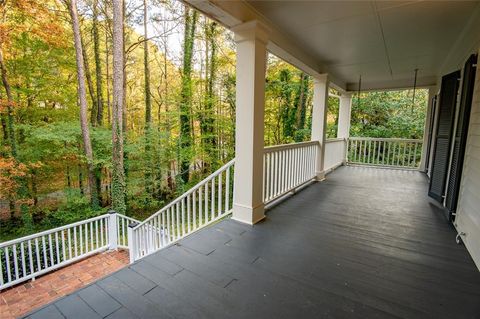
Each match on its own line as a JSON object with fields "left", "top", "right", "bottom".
{"left": 0, "top": 212, "right": 140, "bottom": 290}
{"left": 347, "top": 137, "right": 423, "bottom": 169}
{"left": 128, "top": 159, "right": 235, "bottom": 262}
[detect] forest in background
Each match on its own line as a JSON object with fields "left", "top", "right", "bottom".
{"left": 0, "top": 0, "right": 427, "bottom": 241}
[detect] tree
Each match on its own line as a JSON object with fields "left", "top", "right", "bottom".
{"left": 67, "top": 0, "right": 100, "bottom": 209}
{"left": 178, "top": 7, "right": 198, "bottom": 184}
{"left": 294, "top": 72, "right": 310, "bottom": 142}
{"left": 92, "top": 0, "right": 104, "bottom": 126}
{"left": 80, "top": 33, "right": 99, "bottom": 126}
{"left": 0, "top": 48, "right": 16, "bottom": 158}
{"left": 111, "top": 0, "right": 126, "bottom": 214}
{"left": 200, "top": 21, "right": 218, "bottom": 171}
{"left": 143, "top": 0, "right": 153, "bottom": 196}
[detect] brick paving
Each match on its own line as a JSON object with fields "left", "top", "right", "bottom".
{"left": 0, "top": 249, "right": 129, "bottom": 319}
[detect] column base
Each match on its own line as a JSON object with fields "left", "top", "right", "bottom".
{"left": 232, "top": 203, "right": 265, "bottom": 225}
{"left": 316, "top": 171, "right": 326, "bottom": 181}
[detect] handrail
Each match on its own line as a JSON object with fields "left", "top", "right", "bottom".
{"left": 134, "top": 159, "right": 235, "bottom": 230}
{"left": 349, "top": 137, "right": 421, "bottom": 143}
{"left": 325, "top": 138, "right": 345, "bottom": 143}
{"left": 264, "top": 140, "right": 318, "bottom": 153}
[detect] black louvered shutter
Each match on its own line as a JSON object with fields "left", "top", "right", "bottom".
{"left": 424, "top": 94, "right": 437, "bottom": 174}
{"left": 428, "top": 70, "right": 460, "bottom": 203}
{"left": 445, "top": 54, "right": 477, "bottom": 220}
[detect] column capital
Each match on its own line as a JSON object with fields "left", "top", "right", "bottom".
{"left": 340, "top": 92, "right": 353, "bottom": 98}
{"left": 233, "top": 20, "right": 270, "bottom": 44}
{"left": 313, "top": 73, "right": 329, "bottom": 84}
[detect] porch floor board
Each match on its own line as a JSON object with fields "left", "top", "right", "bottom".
{"left": 24, "top": 166, "right": 480, "bottom": 319}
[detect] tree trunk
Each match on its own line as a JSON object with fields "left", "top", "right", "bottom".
{"left": 201, "top": 21, "right": 217, "bottom": 170}
{"left": 0, "top": 46, "right": 21, "bottom": 222}
{"left": 179, "top": 7, "right": 198, "bottom": 184}
{"left": 143, "top": 0, "right": 153, "bottom": 196}
{"left": 68, "top": 0, "right": 100, "bottom": 209}
{"left": 105, "top": 28, "right": 112, "bottom": 125}
{"left": 31, "top": 170, "right": 38, "bottom": 207}
{"left": 92, "top": 0, "right": 104, "bottom": 204}
{"left": 0, "top": 48, "right": 17, "bottom": 158}
{"left": 111, "top": 0, "right": 126, "bottom": 214}
{"left": 122, "top": 0, "right": 127, "bottom": 133}
{"left": 1, "top": 113, "right": 8, "bottom": 149}
{"left": 294, "top": 72, "right": 309, "bottom": 142}
{"left": 92, "top": 0, "right": 103, "bottom": 204}
{"left": 80, "top": 34, "right": 99, "bottom": 127}
{"left": 78, "top": 163, "right": 84, "bottom": 195}
{"left": 93, "top": 0, "right": 104, "bottom": 126}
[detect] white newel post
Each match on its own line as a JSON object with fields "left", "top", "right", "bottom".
{"left": 232, "top": 21, "right": 269, "bottom": 225}
{"left": 108, "top": 210, "right": 118, "bottom": 250}
{"left": 420, "top": 87, "right": 436, "bottom": 172}
{"left": 338, "top": 93, "right": 352, "bottom": 163}
{"left": 127, "top": 222, "right": 138, "bottom": 264}
{"left": 311, "top": 74, "right": 329, "bottom": 181}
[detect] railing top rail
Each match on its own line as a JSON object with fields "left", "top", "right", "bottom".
{"left": 349, "top": 137, "right": 422, "bottom": 143}
{"left": 134, "top": 158, "right": 235, "bottom": 229}
{"left": 117, "top": 214, "right": 141, "bottom": 223}
{"left": 0, "top": 213, "right": 110, "bottom": 248}
{"left": 326, "top": 138, "right": 346, "bottom": 143}
{"left": 264, "top": 140, "right": 319, "bottom": 153}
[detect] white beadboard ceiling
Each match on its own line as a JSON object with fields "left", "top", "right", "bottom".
{"left": 246, "top": 0, "right": 480, "bottom": 90}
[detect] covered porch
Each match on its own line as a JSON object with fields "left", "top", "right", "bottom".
{"left": 24, "top": 166, "right": 480, "bottom": 318}
{"left": 2, "top": 1, "right": 480, "bottom": 317}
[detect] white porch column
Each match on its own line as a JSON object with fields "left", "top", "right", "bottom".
{"left": 311, "top": 74, "right": 329, "bottom": 181}
{"left": 337, "top": 93, "right": 352, "bottom": 163}
{"left": 419, "top": 87, "right": 436, "bottom": 172}
{"left": 232, "top": 21, "right": 269, "bottom": 225}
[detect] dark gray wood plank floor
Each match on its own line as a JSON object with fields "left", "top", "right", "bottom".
{"left": 24, "top": 166, "right": 480, "bottom": 319}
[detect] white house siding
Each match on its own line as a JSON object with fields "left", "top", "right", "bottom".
{"left": 455, "top": 48, "right": 480, "bottom": 270}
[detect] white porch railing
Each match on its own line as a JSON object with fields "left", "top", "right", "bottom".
{"left": 128, "top": 159, "right": 235, "bottom": 262}
{"left": 263, "top": 141, "right": 318, "bottom": 204}
{"left": 0, "top": 212, "right": 139, "bottom": 290}
{"left": 324, "top": 138, "right": 346, "bottom": 172}
{"left": 347, "top": 137, "right": 423, "bottom": 169}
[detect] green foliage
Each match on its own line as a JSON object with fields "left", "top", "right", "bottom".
{"left": 45, "top": 189, "right": 99, "bottom": 225}
{"left": 265, "top": 55, "right": 313, "bottom": 145}
{"left": 351, "top": 89, "right": 428, "bottom": 139}
{"left": 327, "top": 95, "right": 339, "bottom": 138}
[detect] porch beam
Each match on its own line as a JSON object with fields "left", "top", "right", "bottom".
{"left": 231, "top": 20, "right": 268, "bottom": 225}
{"left": 346, "top": 76, "right": 436, "bottom": 92}
{"left": 311, "top": 74, "right": 329, "bottom": 181}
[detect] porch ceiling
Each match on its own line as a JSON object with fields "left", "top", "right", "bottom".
{"left": 187, "top": 0, "right": 480, "bottom": 91}
{"left": 246, "top": 1, "right": 480, "bottom": 91}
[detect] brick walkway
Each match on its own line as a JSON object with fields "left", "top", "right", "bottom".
{"left": 0, "top": 249, "right": 129, "bottom": 319}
